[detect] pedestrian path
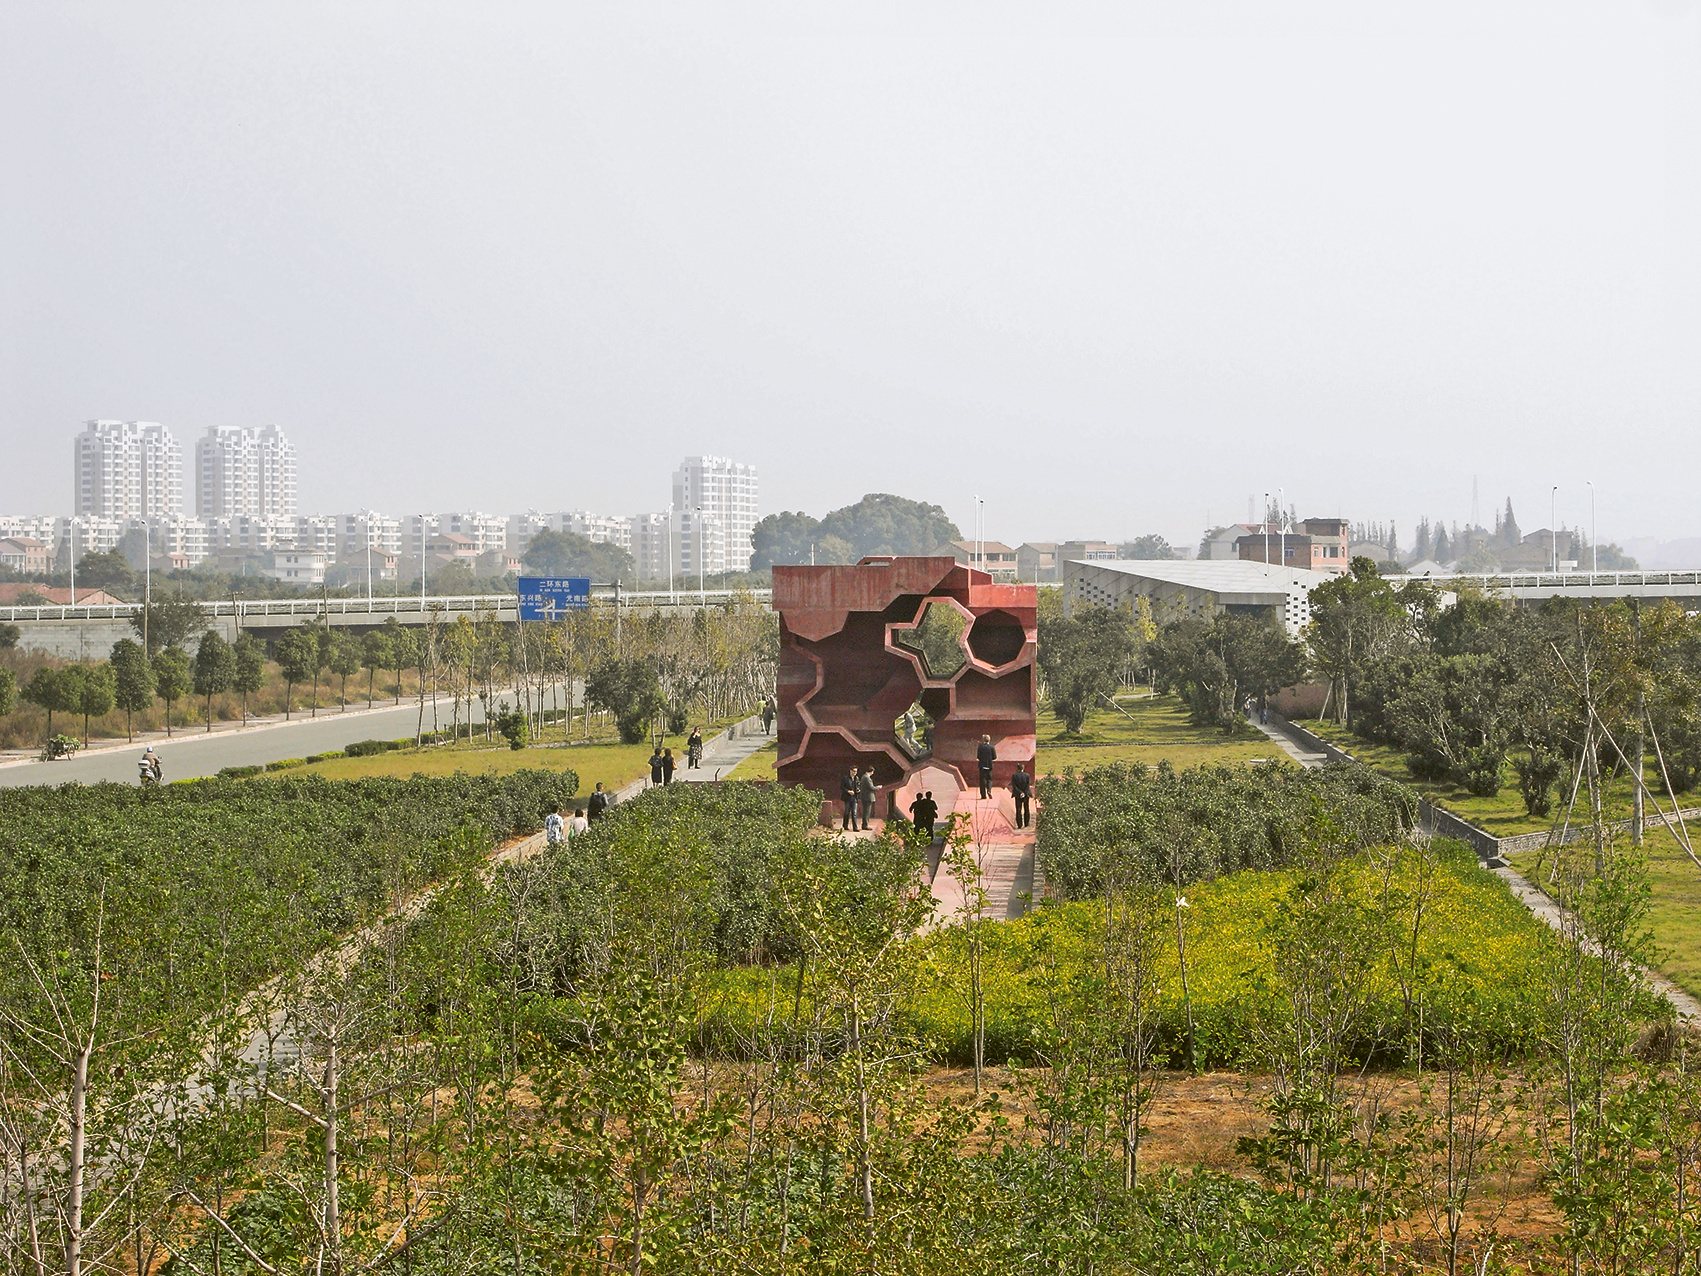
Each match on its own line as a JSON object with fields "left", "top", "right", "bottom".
{"left": 1249, "top": 715, "right": 1328, "bottom": 765}
{"left": 925, "top": 791, "right": 1041, "bottom": 927}
{"left": 677, "top": 716, "right": 770, "bottom": 783}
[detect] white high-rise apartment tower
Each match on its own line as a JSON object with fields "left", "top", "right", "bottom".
{"left": 195, "top": 425, "right": 298, "bottom": 519}
{"left": 671, "top": 455, "right": 758, "bottom": 575}
{"left": 74, "top": 420, "right": 183, "bottom": 519}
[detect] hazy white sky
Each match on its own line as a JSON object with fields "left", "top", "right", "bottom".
{"left": 3, "top": 1, "right": 1698, "bottom": 549}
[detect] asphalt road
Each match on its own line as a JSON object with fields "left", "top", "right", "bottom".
{"left": 0, "top": 693, "right": 522, "bottom": 788}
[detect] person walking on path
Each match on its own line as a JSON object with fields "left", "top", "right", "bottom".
{"left": 687, "top": 726, "right": 703, "bottom": 768}
{"left": 567, "top": 807, "right": 589, "bottom": 838}
{"left": 839, "top": 766, "right": 860, "bottom": 831}
{"left": 857, "top": 767, "right": 877, "bottom": 830}
{"left": 587, "top": 783, "right": 612, "bottom": 822}
{"left": 662, "top": 747, "right": 676, "bottom": 785}
{"left": 545, "top": 803, "right": 566, "bottom": 846}
{"left": 649, "top": 748, "right": 665, "bottom": 788}
{"left": 977, "top": 734, "right": 997, "bottom": 799}
{"left": 762, "top": 696, "right": 775, "bottom": 735}
{"left": 1010, "top": 761, "right": 1033, "bottom": 829}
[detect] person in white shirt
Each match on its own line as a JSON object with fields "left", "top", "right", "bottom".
{"left": 567, "top": 807, "right": 589, "bottom": 838}
{"left": 544, "top": 803, "right": 566, "bottom": 846}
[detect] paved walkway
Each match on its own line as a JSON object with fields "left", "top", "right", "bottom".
{"left": 1250, "top": 716, "right": 1328, "bottom": 765}
{"left": 924, "top": 790, "right": 1042, "bottom": 927}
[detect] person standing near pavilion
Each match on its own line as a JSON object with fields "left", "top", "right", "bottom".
{"left": 857, "top": 766, "right": 877, "bottom": 830}
{"left": 839, "top": 766, "right": 860, "bottom": 831}
{"left": 1010, "top": 761, "right": 1033, "bottom": 830}
{"left": 976, "top": 734, "right": 997, "bottom": 799}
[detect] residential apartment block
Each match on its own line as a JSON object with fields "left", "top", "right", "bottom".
{"left": 194, "top": 425, "right": 297, "bottom": 520}
{"left": 74, "top": 420, "right": 182, "bottom": 520}
{"left": 671, "top": 455, "right": 758, "bottom": 574}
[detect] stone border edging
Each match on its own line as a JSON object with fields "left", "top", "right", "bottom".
{"left": 1265, "top": 710, "right": 1700, "bottom": 863}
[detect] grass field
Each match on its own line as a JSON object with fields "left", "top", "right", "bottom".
{"left": 295, "top": 738, "right": 658, "bottom": 798}
{"left": 1036, "top": 693, "right": 1286, "bottom": 775}
{"left": 1303, "top": 717, "right": 1661, "bottom": 838}
{"left": 1509, "top": 820, "right": 1701, "bottom": 997}
{"left": 726, "top": 739, "right": 778, "bottom": 781}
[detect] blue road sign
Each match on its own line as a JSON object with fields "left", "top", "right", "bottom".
{"left": 517, "top": 576, "right": 591, "bottom": 620}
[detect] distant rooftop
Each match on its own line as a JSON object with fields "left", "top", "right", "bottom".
{"left": 1061, "top": 558, "right": 1328, "bottom": 591}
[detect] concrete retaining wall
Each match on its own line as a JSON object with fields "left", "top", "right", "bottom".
{"left": 1266, "top": 711, "right": 1698, "bottom": 863}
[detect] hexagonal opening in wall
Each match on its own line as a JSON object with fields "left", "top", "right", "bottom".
{"left": 966, "top": 609, "right": 1026, "bottom": 667}
{"left": 895, "top": 599, "right": 968, "bottom": 680}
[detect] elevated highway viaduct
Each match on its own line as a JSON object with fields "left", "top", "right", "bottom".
{"left": 1, "top": 589, "right": 773, "bottom": 659}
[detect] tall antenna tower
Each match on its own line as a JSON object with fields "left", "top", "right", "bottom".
{"left": 1470, "top": 476, "right": 1479, "bottom": 530}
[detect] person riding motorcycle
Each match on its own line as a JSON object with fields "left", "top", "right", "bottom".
{"left": 138, "top": 747, "right": 163, "bottom": 786}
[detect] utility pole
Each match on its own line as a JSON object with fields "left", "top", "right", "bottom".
{"left": 141, "top": 517, "right": 149, "bottom": 654}
{"left": 1262, "top": 493, "right": 1270, "bottom": 573}
{"left": 1550, "top": 486, "right": 1558, "bottom": 572}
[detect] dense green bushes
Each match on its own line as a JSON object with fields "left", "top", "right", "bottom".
{"left": 0, "top": 769, "right": 577, "bottom": 1031}
{"left": 1036, "top": 758, "right": 1417, "bottom": 899}
{"left": 907, "top": 841, "right": 1551, "bottom": 1068}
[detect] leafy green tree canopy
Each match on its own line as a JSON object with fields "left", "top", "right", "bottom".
{"left": 750, "top": 494, "right": 962, "bottom": 570}
{"left": 1038, "top": 605, "right": 1137, "bottom": 734}
{"left": 586, "top": 656, "right": 667, "bottom": 744}
{"left": 74, "top": 546, "right": 135, "bottom": 592}
{"left": 1119, "top": 535, "right": 1177, "bottom": 560}
{"left": 521, "top": 528, "right": 635, "bottom": 583}
{"left": 130, "top": 591, "right": 210, "bottom": 657}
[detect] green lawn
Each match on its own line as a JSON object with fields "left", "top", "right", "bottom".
{"left": 1036, "top": 693, "right": 1286, "bottom": 776}
{"left": 1303, "top": 717, "right": 1661, "bottom": 839}
{"left": 297, "top": 737, "right": 660, "bottom": 799}
{"left": 1509, "top": 821, "right": 1701, "bottom": 997}
{"left": 726, "top": 739, "right": 778, "bottom": 781}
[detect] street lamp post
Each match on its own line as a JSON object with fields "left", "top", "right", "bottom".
{"left": 1587, "top": 481, "right": 1597, "bottom": 574}
{"left": 419, "top": 515, "right": 428, "bottom": 607}
{"left": 141, "top": 517, "right": 149, "bottom": 654}
{"left": 68, "top": 518, "right": 76, "bottom": 605}
{"left": 667, "top": 504, "right": 675, "bottom": 605}
{"left": 1278, "top": 486, "right": 1285, "bottom": 571}
{"left": 696, "top": 505, "right": 705, "bottom": 602}
{"left": 1262, "top": 492, "right": 1270, "bottom": 572}
{"left": 365, "top": 512, "right": 373, "bottom": 605}
{"left": 1551, "top": 486, "right": 1558, "bottom": 572}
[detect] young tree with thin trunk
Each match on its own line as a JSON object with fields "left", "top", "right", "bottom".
{"left": 153, "top": 646, "right": 191, "bottom": 738}
{"left": 110, "top": 638, "right": 154, "bottom": 741}
{"left": 76, "top": 662, "right": 115, "bottom": 747}
{"left": 328, "top": 631, "right": 363, "bottom": 711}
{"left": 192, "top": 629, "right": 235, "bottom": 732}
{"left": 231, "top": 632, "right": 266, "bottom": 723}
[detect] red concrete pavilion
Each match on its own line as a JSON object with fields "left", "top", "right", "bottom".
{"left": 772, "top": 556, "right": 1037, "bottom": 823}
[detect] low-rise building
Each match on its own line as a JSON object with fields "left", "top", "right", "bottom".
{"left": 1016, "top": 542, "right": 1057, "bottom": 582}
{"left": 1235, "top": 518, "right": 1349, "bottom": 574}
{"left": 261, "top": 546, "right": 327, "bottom": 585}
{"left": 0, "top": 537, "right": 53, "bottom": 575}
{"left": 943, "top": 540, "right": 1019, "bottom": 581}
{"left": 1062, "top": 558, "right": 1328, "bottom": 637}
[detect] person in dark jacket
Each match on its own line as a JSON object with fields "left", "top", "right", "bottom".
{"left": 761, "top": 697, "right": 775, "bottom": 734}
{"left": 840, "top": 767, "right": 860, "bottom": 830}
{"left": 662, "top": 747, "right": 676, "bottom": 784}
{"left": 687, "top": 727, "right": 703, "bottom": 768}
{"left": 857, "top": 767, "right": 877, "bottom": 830}
{"left": 908, "top": 790, "right": 928, "bottom": 838}
{"left": 649, "top": 749, "right": 665, "bottom": 787}
{"left": 977, "top": 734, "right": 997, "bottom": 799}
{"left": 587, "top": 782, "right": 612, "bottom": 822}
{"left": 1010, "top": 761, "right": 1033, "bottom": 829}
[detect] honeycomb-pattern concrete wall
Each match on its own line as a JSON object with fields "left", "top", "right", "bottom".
{"left": 772, "top": 556, "right": 1037, "bottom": 815}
